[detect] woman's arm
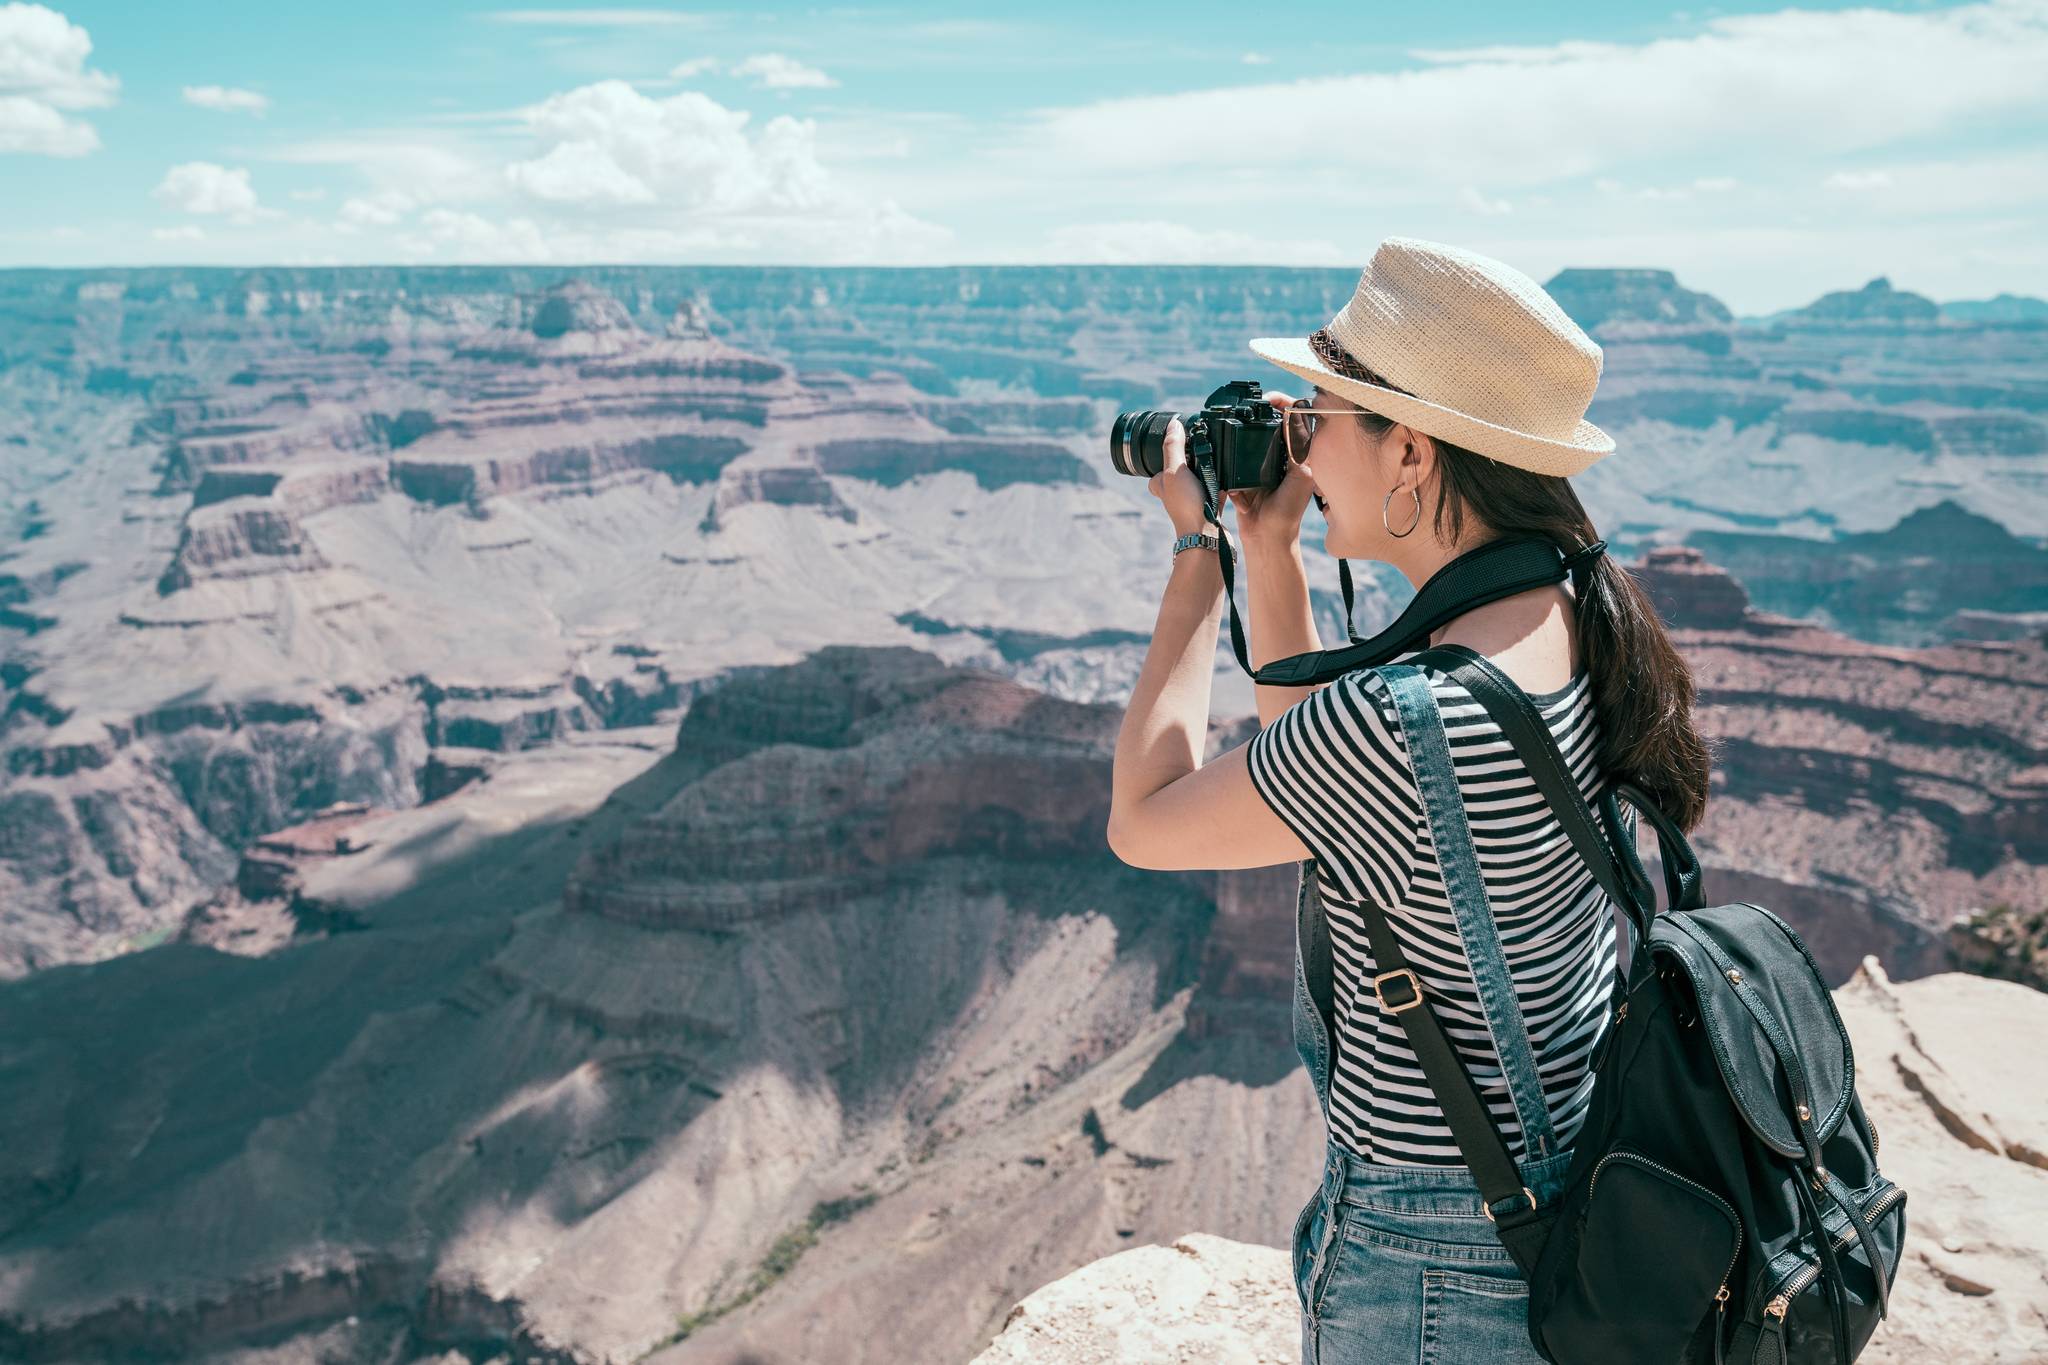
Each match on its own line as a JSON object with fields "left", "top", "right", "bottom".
{"left": 1107, "top": 544, "right": 1226, "bottom": 847}
{"left": 1240, "top": 537, "right": 1325, "bottom": 727}
{"left": 1105, "top": 417, "right": 1314, "bottom": 872}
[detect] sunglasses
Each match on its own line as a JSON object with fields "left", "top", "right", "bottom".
{"left": 1281, "top": 390, "right": 1357, "bottom": 462}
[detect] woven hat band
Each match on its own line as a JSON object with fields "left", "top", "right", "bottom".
{"left": 1308, "top": 328, "right": 1414, "bottom": 397}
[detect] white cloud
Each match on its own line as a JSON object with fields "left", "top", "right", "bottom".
{"left": 151, "top": 224, "right": 204, "bottom": 241}
{"left": 337, "top": 189, "right": 416, "bottom": 229}
{"left": 259, "top": 76, "right": 948, "bottom": 264}
{"left": 728, "top": 53, "right": 836, "bottom": 89}
{"left": 246, "top": 75, "right": 950, "bottom": 264}
{"left": 0, "top": 1, "right": 118, "bottom": 155}
{"left": 487, "top": 8, "right": 710, "bottom": 25}
{"left": 153, "top": 161, "right": 261, "bottom": 217}
{"left": 404, "top": 208, "right": 554, "bottom": 260}
{"left": 1014, "top": 0, "right": 2048, "bottom": 186}
{"left": 1814, "top": 152, "right": 2046, "bottom": 212}
{"left": 1241, "top": 52, "right": 1271, "bottom": 65}
{"left": 1460, "top": 185, "right": 1513, "bottom": 216}
{"left": 1593, "top": 174, "right": 1746, "bottom": 201}
{"left": 267, "top": 136, "right": 500, "bottom": 203}
{"left": 182, "top": 84, "right": 269, "bottom": 115}
{"left": 1033, "top": 219, "right": 1344, "bottom": 265}
{"left": 504, "top": 80, "right": 831, "bottom": 213}
{"left": 664, "top": 53, "right": 839, "bottom": 90}
{"left": 504, "top": 139, "right": 658, "bottom": 204}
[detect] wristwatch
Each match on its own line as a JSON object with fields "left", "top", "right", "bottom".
{"left": 1172, "top": 530, "right": 1221, "bottom": 558}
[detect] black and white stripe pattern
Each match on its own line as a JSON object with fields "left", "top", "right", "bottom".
{"left": 1248, "top": 650, "right": 1630, "bottom": 1165}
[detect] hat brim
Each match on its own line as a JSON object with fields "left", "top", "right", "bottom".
{"left": 1247, "top": 336, "right": 1615, "bottom": 478}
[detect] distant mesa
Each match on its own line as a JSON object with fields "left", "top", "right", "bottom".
{"left": 666, "top": 295, "right": 720, "bottom": 341}
{"left": 1632, "top": 544, "right": 1783, "bottom": 632}
{"left": 1851, "top": 498, "right": 2040, "bottom": 560}
{"left": 1543, "top": 267, "right": 1736, "bottom": 333}
{"left": 1940, "top": 292, "right": 2048, "bottom": 324}
{"left": 527, "top": 280, "right": 634, "bottom": 339}
{"left": 1784, "top": 276, "right": 1942, "bottom": 327}
{"left": 705, "top": 463, "right": 859, "bottom": 530}
{"left": 1684, "top": 498, "right": 2048, "bottom": 646}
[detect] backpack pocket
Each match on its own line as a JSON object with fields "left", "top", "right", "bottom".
{"left": 1535, "top": 1149, "right": 1743, "bottom": 1365}
{"left": 1740, "top": 1177, "right": 1907, "bottom": 1365}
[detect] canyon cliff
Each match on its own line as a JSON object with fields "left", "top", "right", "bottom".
{"left": 3, "top": 265, "right": 2044, "bottom": 977}
{"left": 2, "top": 633, "right": 2041, "bottom": 1363}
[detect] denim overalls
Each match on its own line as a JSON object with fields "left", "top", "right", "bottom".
{"left": 1286, "top": 663, "right": 1579, "bottom": 1365}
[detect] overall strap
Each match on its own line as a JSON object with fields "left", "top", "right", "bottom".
{"left": 1355, "top": 663, "right": 1551, "bottom": 1273}
{"left": 1380, "top": 664, "right": 1562, "bottom": 1161}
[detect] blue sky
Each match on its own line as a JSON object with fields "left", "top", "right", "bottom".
{"left": 2, "top": 1, "right": 2044, "bottom": 313}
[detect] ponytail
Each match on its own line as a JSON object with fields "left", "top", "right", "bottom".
{"left": 1345, "top": 405, "right": 1715, "bottom": 832}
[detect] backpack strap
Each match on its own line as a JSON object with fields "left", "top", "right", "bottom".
{"left": 1357, "top": 663, "right": 1560, "bottom": 1274}
{"left": 1350, "top": 898, "right": 1549, "bottom": 1276}
{"left": 1410, "top": 645, "right": 1656, "bottom": 936}
{"left": 1412, "top": 644, "right": 1709, "bottom": 927}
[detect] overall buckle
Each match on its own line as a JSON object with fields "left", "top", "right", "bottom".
{"left": 1372, "top": 968, "right": 1424, "bottom": 1013}
{"left": 1483, "top": 1186, "right": 1539, "bottom": 1222}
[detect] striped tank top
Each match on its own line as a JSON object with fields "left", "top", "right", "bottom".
{"left": 1247, "top": 644, "right": 1631, "bottom": 1165}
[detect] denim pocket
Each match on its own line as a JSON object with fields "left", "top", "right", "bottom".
{"left": 1341, "top": 1198, "right": 1520, "bottom": 1263}
{"left": 1290, "top": 1188, "right": 1319, "bottom": 1301}
{"left": 1420, "top": 1266, "right": 1540, "bottom": 1364}
{"left": 1292, "top": 1191, "right": 1347, "bottom": 1321}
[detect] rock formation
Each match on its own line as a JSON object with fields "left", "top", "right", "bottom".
{"left": 1636, "top": 545, "right": 2048, "bottom": 983}
{"left": 1544, "top": 266, "right": 1737, "bottom": 333}
{"left": 2, "top": 262, "right": 2043, "bottom": 1007}
{"left": 969, "top": 959, "right": 2048, "bottom": 1365}
{"left": 1785, "top": 277, "right": 1943, "bottom": 328}
{"left": 1685, "top": 500, "right": 2048, "bottom": 646}
{"left": 0, "top": 271, "right": 1132, "bottom": 974}
{"left": 0, "top": 639, "right": 2040, "bottom": 1365}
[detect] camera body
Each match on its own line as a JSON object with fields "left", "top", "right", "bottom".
{"left": 1109, "top": 380, "right": 1292, "bottom": 495}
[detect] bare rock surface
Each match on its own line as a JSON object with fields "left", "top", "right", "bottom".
{"left": 0, "top": 643, "right": 2042, "bottom": 1365}
{"left": 1637, "top": 546, "right": 2048, "bottom": 984}
{"left": 968, "top": 959, "right": 2048, "bottom": 1365}
{"left": 6, "top": 267, "right": 2047, "bottom": 976}
{"left": 970, "top": 1234, "right": 1295, "bottom": 1365}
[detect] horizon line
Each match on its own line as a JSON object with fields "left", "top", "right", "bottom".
{"left": 2, "top": 260, "right": 2036, "bottom": 320}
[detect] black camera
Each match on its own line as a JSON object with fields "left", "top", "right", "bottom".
{"left": 1109, "top": 380, "right": 1294, "bottom": 495}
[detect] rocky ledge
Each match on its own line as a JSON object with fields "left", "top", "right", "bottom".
{"left": 970, "top": 959, "right": 2048, "bottom": 1365}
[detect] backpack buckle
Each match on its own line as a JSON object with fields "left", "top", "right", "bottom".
{"left": 1373, "top": 968, "right": 1424, "bottom": 1012}
{"left": 1483, "top": 1186, "right": 1538, "bottom": 1222}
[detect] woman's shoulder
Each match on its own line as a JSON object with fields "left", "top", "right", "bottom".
{"left": 1406, "top": 646, "right": 1592, "bottom": 722}
{"left": 1326, "top": 665, "right": 1410, "bottom": 744}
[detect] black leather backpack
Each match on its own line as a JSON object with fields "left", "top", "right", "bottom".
{"left": 1331, "top": 645, "right": 1909, "bottom": 1365}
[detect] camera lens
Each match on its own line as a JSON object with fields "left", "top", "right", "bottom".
{"left": 1108, "top": 409, "right": 1181, "bottom": 478}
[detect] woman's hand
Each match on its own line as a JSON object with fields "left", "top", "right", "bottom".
{"left": 1228, "top": 391, "right": 1317, "bottom": 553}
{"left": 1144, "top": 417, "right": 1218, "bottom": 538}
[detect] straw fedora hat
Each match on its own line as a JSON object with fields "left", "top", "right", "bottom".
{"left": 1249, "top": 236, "right": 1615, "bottom": 478}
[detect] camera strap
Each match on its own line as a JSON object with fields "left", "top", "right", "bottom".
{"left": 1199, "top": 472, "right": 1604, "bottom": 688}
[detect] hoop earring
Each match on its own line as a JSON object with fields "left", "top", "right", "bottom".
{"left": 1383, "top": 486, "right": 1423, "bottom": 538}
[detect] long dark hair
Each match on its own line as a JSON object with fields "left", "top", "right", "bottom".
{"left": 1309, "top": 328, "right": 1714, "bottom": 833}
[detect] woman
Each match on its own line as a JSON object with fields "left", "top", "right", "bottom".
{"left": 1105, "top": 236, "right": 1712, "bottom": 1364}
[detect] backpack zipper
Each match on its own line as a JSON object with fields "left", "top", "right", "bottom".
{"left": 1762, "top": 1183, "right": 1907, "bottom": 1317}
{"left": 1587, "top": 1151, "right": 1745, "bottom": 1312}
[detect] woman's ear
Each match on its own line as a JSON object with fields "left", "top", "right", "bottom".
{"left": 1395, "top": 424, "right": 1436, "bottom": 484}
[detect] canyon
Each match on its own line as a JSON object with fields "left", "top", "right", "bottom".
{"left": 0, "top": 264, "right": 2042, "bottom": 1361}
